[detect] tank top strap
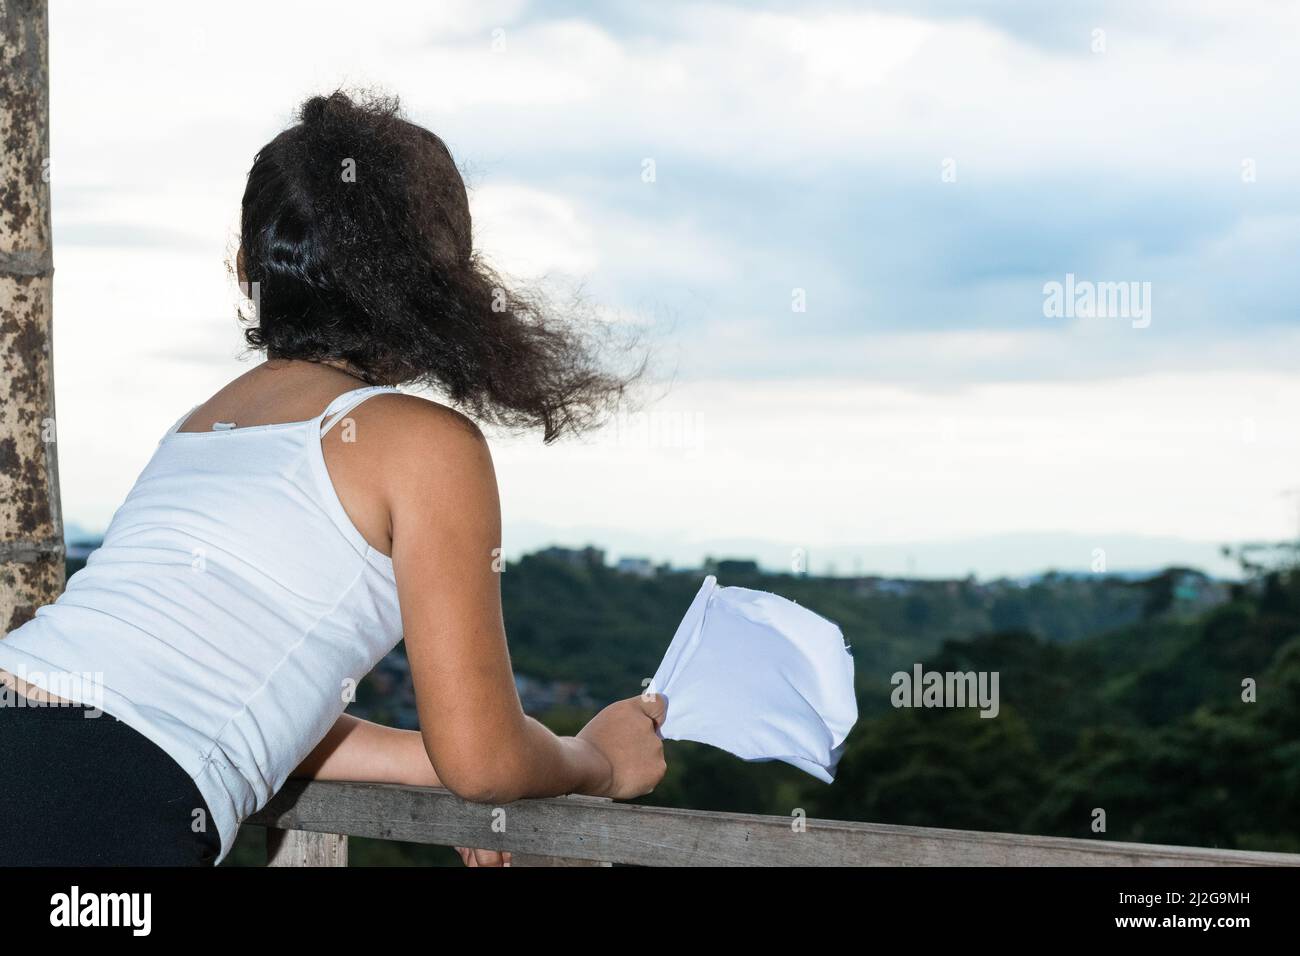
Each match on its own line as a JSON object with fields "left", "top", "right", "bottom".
{"left": 161, "top": 404, "right": 201, "bottom": 443}
{"left": 319, "top": 385, "right": 400, "bottom": 437}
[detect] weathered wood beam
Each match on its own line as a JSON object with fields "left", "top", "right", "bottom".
{"left": 249, "top": 780, "right": 1300, "bottom": 867}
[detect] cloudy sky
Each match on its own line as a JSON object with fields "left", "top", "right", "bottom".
{"left": 45, "top": 0, "right": 1300, "bottom": 577}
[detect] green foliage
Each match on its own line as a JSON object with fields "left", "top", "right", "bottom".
{"left": 505, "top": 563, "right": 1298, "bottom": 853}
{"left": 823, "top": 571, "right": 1299, "bottom": 850}
{"left": 500, "top": 557, "right": 1154, "bottom": 707}
{"left": 810, "top": 707, "right": 1045, "bottom": 832}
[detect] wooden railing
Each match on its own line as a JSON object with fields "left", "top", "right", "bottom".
{"left": 248, "top": 780, "right": 1300, "bottom": 867}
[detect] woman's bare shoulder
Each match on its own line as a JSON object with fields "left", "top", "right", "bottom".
{"left": 368, "top": 392, "right": 483, "bottom": 438}
{"left": 319, "top": 391, "right": 495, "bottom": 558}
{"left": 358, "top": 392, "right": 496, "bottom": 493}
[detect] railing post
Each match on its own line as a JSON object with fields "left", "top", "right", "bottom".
{"left": 266, "top": 828, "right": 348, "bottom": 867}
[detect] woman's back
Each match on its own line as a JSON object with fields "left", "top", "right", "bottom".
{"left": 0, "top": 90, "right": 664, "bottom": 868}
{"left": 0, "top": 366, "right": 408, "bottom": 863}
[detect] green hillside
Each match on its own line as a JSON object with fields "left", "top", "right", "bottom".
{"left": 499, "top": 554, "right": 1177, "bottom": 710}
{"left": 507, "top": 558, "right": 1299, "bottom": 854}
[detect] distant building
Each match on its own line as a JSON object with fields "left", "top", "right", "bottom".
{"left": 1170, "top": 570, "right": 1229, "bottom": 613}
{"left": 537, "top": 545, "right": 606, "bottom": 569}
{"left": 514, "top": 674, "right": 596, "bottom": 715}
{"left": 870, "top": 578, "right": 914, "bottom": 596}
{"left": 707, "top": 557, "right": 760, "bottom": 577}
{"left": 1173, "top": 571, "right": 1204, "bottom": 601}
{"left": 615, "top": 556, "right": 656, "bottom": 578}
{"left": 351, "top": 647, "right": 419, "bottom": 729}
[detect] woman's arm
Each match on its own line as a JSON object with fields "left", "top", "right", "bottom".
{"left": 292, "top": 713, "right": 441, "bottom": 787}
{"left": 293, "top": 712, "right": 515, "bottom": 867}
{"left": 376, "top": 398, "right": 664, "bottom": 805}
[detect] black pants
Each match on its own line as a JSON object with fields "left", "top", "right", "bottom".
{"left": 0, "top": 697, "right": 221, "bottom": 866}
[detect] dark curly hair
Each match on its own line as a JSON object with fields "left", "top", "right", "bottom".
{"left": 237, "top": 90, "right": 636, "bottom": 442}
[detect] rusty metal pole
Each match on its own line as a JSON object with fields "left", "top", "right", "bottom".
{"left": 0, "top": 0, "right": 64, "bottom": 635}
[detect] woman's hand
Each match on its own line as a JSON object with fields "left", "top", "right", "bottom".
{"left": 453, "top": 694, "right": 667, "bottom": 862}
{"left": 456, "top": 847, "right": 511, "bottom": 867}
{"left": 576, "top": 694, "right": 668, "bottom": 799}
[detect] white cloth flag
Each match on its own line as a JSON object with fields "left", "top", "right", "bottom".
{"left": 651, "top": 576, "right": 857, "bottom": 783}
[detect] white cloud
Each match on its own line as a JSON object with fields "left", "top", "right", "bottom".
{"left": 40, "top": 0, "right": 1300, "bottom": 567}
{"left": 490, "top": 370, "right": 1300, "bottom": 552}
{"left": 470, "top": 182, "right": 599, "bottom": 277}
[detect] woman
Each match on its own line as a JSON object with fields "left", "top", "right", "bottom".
{"left": 0, "top": 90, "right": 666, "bottom": 867}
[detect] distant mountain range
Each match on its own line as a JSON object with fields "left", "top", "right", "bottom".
{"left": 62, "top": 520, "right": 1246, "bottom": 581}
{"left": 497, "top": 522, "right": 1245, "bottom": 581}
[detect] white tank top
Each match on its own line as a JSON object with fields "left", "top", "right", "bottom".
{"left": 0, "top": 385, "right": 405, "bottom": 864}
